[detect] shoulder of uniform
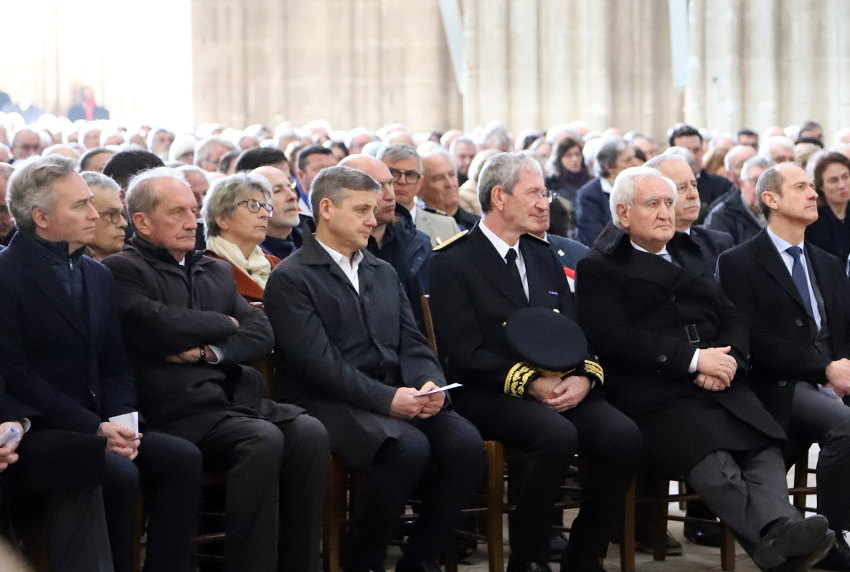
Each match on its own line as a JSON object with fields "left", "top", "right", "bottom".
{"left": 523, "top": 233, "right": 549, "bottom": 245}
{"left": 433, "top": 229, "right": 469, "bottom": 251}
{"left": 423, "top": 206, "right": 450, "bottom": 216}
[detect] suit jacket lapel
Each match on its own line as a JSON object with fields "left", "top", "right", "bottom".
{"left": 467, "top": 228, "right": 528, "bottom": 309}
{"left": 752, "top": 231, "right": 811, "bottom": 314}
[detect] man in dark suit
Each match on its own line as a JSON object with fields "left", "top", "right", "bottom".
{"left": 103, "top": 166, "right": 329, "bottom": 572}
{"left": 718, "top": 163, "right": 850, "bottom": 570}
{"left": 647, "top": 153, "right": 733, "bottom": 273}
{"left": 429, "top": 152, "right": 642, "bottom": 572}
{"left": 0, "top": 369, "right": 114, "bottom": 572}
{"left": 577, "top": 166, "right": 833, "bottom": 572}
{"left": 0, "top": 156, "right": 202, "bottom": 572}
{"left": 668, "top": 124, "right": 734, "bottom": 222}
{"left": 265, "top": 166, "right": 483, "bottom": 572}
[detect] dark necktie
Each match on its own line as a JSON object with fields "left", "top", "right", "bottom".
{"left": 787, "top": 246, "right": 814, "bottom": 317}
{"left": 505, "top": 248, "right": 525, "bottom": 298}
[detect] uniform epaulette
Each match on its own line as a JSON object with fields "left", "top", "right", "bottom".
{"left": 433, "top": 230, "right": 469, "bottom": 251}
{"left": 524, "top": 233, "right": 550, "bottom": 245}
{"left": 423, "top": 206, "right": 450, "bottom": 216}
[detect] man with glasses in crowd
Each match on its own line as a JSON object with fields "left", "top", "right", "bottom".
{"left": 378, "top": 144, "right": 460, "bottom": 246}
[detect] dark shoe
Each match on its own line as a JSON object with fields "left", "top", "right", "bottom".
{"left": 525, "top": 563, "right": 553, "bottom": 572}
{"left": 559, "top": 553, "right": 605, "bottom": 572}
{"left": 770, "top": 530, "right": 835, "bottom": 572}
{"left": 684, "top": 521, "right": 722, "bottom": 547}
{"left": 635, "top": 529, "right": 683, "bottom": 556}
{"left": 815, "top": 532, "right": 850, "bottom": 571}
{"left": 454, "top": 536, "right": 477, "bottom": 564}
{"left": 395, "top": 557, "right": 442, "bottom": 572}
{"left": 549, "top": 531, "right": 569, "bottom": 561}
{"left": 754, "top": 515, "right": 831, "bottom": 569}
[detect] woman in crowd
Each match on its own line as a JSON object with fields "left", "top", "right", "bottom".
{"left": 202, "top": 172, "right": 279, "bottom": 303}
{"left": 546, "top": 137, "right": 591, "bottom": 237}
{"left": 805, "top": 151, "right": 850, "bottom": 264}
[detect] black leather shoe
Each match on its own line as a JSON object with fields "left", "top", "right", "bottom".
{"left": 635, "top": 529, "right": 683, "bottom": 556}
{"left": 525, "top": 563, "right": 552, "bottom": 572}
{"left": 815, "top": 532, "right": 850, "bottom": 571}
{"left": 754, "top": 515, "right": 831, "bottom": 569}
{"left": 770, "top": 530, "right": 835, "bottom": 572}
{"left": 684, "top": 521, "right": 722, "bottom": 547}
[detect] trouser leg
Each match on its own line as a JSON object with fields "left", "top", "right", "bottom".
{"left": 45, "top": 486, "right": 113, "bottom": 572}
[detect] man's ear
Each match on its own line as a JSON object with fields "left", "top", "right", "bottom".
{"left": 490, "top": 185, "right": 506, "bottom": 211}
{"left": 31, "top": 206, "right": 51, "bottom": 230}
{"left": 317, "top": 197, "right": 333, "bottom": 222}
{"left": 615, "top": 203, "right": 630, "bottom": 229}
{"left": 132, "top": 212, "right": 150, "bottom": 236}
{"left": 760, "top": 190, "right": 778, "bottom": 211}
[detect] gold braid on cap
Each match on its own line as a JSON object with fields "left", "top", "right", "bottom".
{"left": 504, "top": 363, "right": 539, "bottom": 397}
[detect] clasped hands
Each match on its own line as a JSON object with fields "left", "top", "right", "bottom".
{"left": 695, "top": 346, "right": 737, "bottom": 392}
{"left": 527, "top": 375, "right": 591, "bottom": 412}
{"left": 390, "top": 381, "right": 445, "bottom": 420}
{"left": 825, "top": 357, "right": 850, "bottom": 398}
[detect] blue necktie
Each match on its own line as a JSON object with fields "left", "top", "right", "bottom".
{"left": 787, "top": 246, "right": 814, "bottom": 317}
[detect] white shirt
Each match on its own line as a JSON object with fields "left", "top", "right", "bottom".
{"left": 600, "top": 177, "right": 613, "bottom": 194}
{"left": 317, "top": 238, "right": 364, "bottom": 294}
{"left": 479, "top": 220, "right": 529, "bottom": 300}
{"left": 766, "top": 227, "right": 822, "bottom": 330}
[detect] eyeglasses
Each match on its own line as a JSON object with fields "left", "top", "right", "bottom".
{"left": 237, "top": 199, "right": 274, "bottom": 214}
{"left": 388, "top": 167, "right": 421, "bottom": 183}
{"left": 98, "top": 209, "right": 125, "bottom": 225}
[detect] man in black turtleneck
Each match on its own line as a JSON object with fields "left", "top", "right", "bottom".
{"left": 0, "top": 155, "right": 202, "bottom": 572}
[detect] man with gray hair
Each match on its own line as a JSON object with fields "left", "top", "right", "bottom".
{"left": 103, "top": 167, "right": 329, "bottom": 572}
{"left": 194, "top": 136, "right": 237, "bottom": 173}
{"left": 265, "top": 165, "right": 484, "bottom": 572}
{"left": 705, "top": 156, "right": 775, "bottom": 245}
{"left": 646, "top": 154, "right": 733, "bottom": 272}
{"left": 0, "top": 156, "right": 203, "bottom": 571}
{"left": 9, "top": 128, "right": 42, "bottom": 162}
{"left": 0, "top": 163, "right": 14, "bottom": 245}
{"left": 450, "top": 136, "right": 478, "bottom": 186}
{"left": 575, "top": 136, "right": 642, "bottom": 246}
{"left": 378, "top": 144, "right": 460, "bottom": 245}
{"left": 577, "top": 166, "right": 834, "bottom": 572}
{"left": 419, "top": 144, "right": 480, "bottom": 230}
{"left": 430, "top": 151, "right": 641, "bottom": 572}
{"left": 81, "top": 171, "right": 128, "bottom": 260}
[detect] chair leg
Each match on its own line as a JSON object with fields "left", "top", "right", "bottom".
{"left": 620, "top": 481, "right": 636, "bottom": 572}
{"left": 649, "top": 481, "right": 668, "bottom": 562}
{"left": 719, "top": 522, "right": 736, "bottom": 571}
{"left": 323, "top": 458, "right": 345, "bottom": 572}
{"left": 485, "top": 441, "right": 505, "bottom": 572}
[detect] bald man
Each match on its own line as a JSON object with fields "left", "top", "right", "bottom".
{"left": 340, "top": 154, "right": 432, "bottom": 330}
{"left": 252, "top": 165, "right": 303, "bottom": 260}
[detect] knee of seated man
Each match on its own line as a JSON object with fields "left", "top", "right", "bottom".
{"left": 237, "top": 419, "right": 286, "bottom": 463}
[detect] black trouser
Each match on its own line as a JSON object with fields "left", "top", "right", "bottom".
{"left": 346, "top": 409, "right": 484, "bottom": 571}
{"left": 197, "top": 414, "right": 329, "bottom": 572}
{"left": 102, "top": 430, "right": 203, "bottom": 572}
{"left": 456, "top": 391, "right": 642, "bottom": 569}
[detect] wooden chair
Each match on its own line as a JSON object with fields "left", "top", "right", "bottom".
{"left": 619, "top": 478, "right": 736, "bottom": 572}
{"left": 789, "top": 446, "right": 817, "bottom": 516}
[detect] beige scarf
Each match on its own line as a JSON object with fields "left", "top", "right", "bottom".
{"left": 207, "top": 235, "right": 272, "bottom": 289}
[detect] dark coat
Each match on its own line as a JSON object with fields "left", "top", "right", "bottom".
{"left": 687, "top": 225, "right": 734, "bottom": 273}
{"left": 718, "top": 229, "right": 850, "bottom": 430}
{"left": 428, "top": 225, "right": 581, "bottom": 392}
{"left": 575, "top": 224, "right": 784, "bottom": 474}
{"left": 367, "top": 205, "right": 432, "bottom": 329}
{"left": 0, "top": 232, "right": 137, "bottom": 433}
{"left": 575, "top": 177, "right": 611, "bottom": 247}
{"left": 805, "top": 205, "right": 850, "bottom": 266}
{"left": 264, "top": 233, "right": 445, "bottom": 468}
{"left": 103, "top": 236, "right": 300, "bottom": 443}
{"left": 704, "top": 192, "right": 764, "bottom": 245}
{"left": 697, "top": 170, "right": 734, "bottom": 222}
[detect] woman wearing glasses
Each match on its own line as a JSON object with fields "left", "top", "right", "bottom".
{"left": 202, "top": 173, "right": 279, "bottom": 302}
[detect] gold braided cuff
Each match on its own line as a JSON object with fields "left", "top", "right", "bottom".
{"left": 504, "top": 363, "right": 539, "bottom": 397}
{"left": 580, "top": 359, "right": 604, "bottom": 387}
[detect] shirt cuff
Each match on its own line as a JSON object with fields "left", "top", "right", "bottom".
{"left": 208, "top": 344, "right": 224, "bottom": 364}
{"left": 688, "top": 349, "right": 700, "bottom": 374}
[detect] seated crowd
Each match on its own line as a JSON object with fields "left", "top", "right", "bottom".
{"left": 0, "top": 112, "right": 849, "bottom": 572}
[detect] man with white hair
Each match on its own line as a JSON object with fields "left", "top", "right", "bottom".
{"left": 419, "top": 145, "right": 480, "bottom": 230}
{"left": 252, "top": 165, "right": 303, "bottom": 260}
{"left": 761, "top": 136, "right": 796, "bottom": 164}
{"left": 577, "top": 166, "right": 835, "bottom": 572}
